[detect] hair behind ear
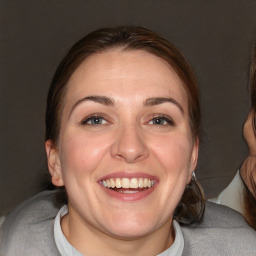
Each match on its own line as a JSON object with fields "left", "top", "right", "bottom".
{"left": 174, "top": 176, "right": 205, "bottom": 225}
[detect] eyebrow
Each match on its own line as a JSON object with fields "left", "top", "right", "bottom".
{"left": 69, "top": 95, "right": 184, "bottom": 118}
{"left": 144, "top": 97, "right": 184, "bottom": 114}
{"left": 69, "top": 96, "right": 114, "bottom": 118}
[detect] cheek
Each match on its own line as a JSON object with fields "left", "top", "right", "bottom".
{"left": 150, "top": 131, "right": 193, "bottom": 171}
{"left": 147, "top": 132, "right": 193, "bottom": 219}
{"left": 59, "top": 131, "right": 111, "bottom": 181}
{"left": 149, "top": 130, "right": 193, "bottom": 196}
{"left": 252, "top": 168, "right": 256, "bottom": 184}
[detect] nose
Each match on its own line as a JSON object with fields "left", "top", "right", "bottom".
{"left": 110, "top": 124, "right": 149, "bottom": 163}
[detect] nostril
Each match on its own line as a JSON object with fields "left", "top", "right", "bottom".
{"left": 113, "top": 151, "right": 147, "bottom": 163}
{"left": 110, "top": 128, "right": 149, "bottom": 162}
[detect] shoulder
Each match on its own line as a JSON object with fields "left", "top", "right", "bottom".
{"left": 200, "top": 200, "right": 246, "bottom": 227}
{"left": 181, "top": 201, "right": 256, "bottom": 256}
{"left": 0, "top": 190, "right": 61, "bottom": 256}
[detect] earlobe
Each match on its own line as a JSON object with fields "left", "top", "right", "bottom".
{"left": 45, "top": 140, "right": 64, "bottom": 187}
{"left": 187, "top": 138, "right": 199, "bottom": 184}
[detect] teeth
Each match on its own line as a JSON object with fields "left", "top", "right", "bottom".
{"left": 102, "top": 177, "right": 155, "bottom": 189}
{"left": 110, "top": 178, "right": 115, "bottom": 188}
{"left": 138, "top": 178, "right": 144, "bottom": 188}
{"left": 122, "top": 178, "right": 130, "bottom": 188}
{"left": 130, "top": 178, "right": 138, "bottom": 189}
{"left": 116, "top": 178, "right": 121, "bottom": 188}
{"left": 120, "top": 190, "right": 139, "bottom": 193}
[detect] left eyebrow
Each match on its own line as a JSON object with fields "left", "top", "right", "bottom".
{"left": 144, "top": 97, "right": 184, "bottom": 114}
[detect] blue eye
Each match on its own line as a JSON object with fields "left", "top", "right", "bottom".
{"left": 150, "top": 116, "right": 174, "bottom": 126}
{"left": 81, "top": 116, "right": 107, "bottom": 125}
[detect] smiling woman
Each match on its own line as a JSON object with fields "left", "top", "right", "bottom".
{"left": 0, "top": 26, "right": 255, "bottom": 256}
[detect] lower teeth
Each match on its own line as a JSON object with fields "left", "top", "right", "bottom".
{"left": 119, "top": 190, "right": 139, "bottom": 193}
{"left": 110, "top": 187, "right": 148, "bottom": 193}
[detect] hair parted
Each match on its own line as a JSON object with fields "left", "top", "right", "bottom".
{"left": 46, "top": 26, "right": 205, "bottom": 225}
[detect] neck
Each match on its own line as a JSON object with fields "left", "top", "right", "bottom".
{"left": 61, "top": 211, "right": 174, "bottom": 256}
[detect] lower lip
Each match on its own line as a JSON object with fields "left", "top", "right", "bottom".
{"left": 100, "top": 185, "right": 157, "bottom": 201}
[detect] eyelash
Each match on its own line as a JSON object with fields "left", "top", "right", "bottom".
{"left": 81, "top": 115, "right": 107, "bottom": 125}
{"left": 80, "top": 114, "right": 175, "bottom": 126}
{"left": 149, "top": 115, "right": 175, "bottom": 126}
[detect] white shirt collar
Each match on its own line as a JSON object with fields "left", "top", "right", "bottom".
{"left": 54, "top": 205, "right": 184, "bottom": 256}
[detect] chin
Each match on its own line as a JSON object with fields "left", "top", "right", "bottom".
{"left": 103, "top": 213, "right": 161, "bottom": 239}
{"left": 107, "top": 225, "right": 154, "bottom": 240}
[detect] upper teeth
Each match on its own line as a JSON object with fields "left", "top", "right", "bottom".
{"left": 102, "top": 178, "right": 155, "bottom": 189}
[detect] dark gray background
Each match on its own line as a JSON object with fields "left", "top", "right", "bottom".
{"left": 1, "top": 0, "right": 256, "bottom": 215}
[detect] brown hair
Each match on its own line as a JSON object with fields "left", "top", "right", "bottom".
{"left": 250, "top": 42, "right": 256, "bottom": 112}
{"left": 243, "top": 42, "right": 256, "bottom": 230}
{"left": 46, "top": 26, "right": 205, "bottom": 224}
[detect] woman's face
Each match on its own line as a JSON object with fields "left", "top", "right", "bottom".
{"left": 241, "top": 111, "right": 256, "bottom": 197}
{"left": 46, "top": 49, "right": 198, "bottom": 239}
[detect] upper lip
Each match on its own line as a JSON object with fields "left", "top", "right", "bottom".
{"left": 98, "top": 172, "right": 158, "bottom": 182}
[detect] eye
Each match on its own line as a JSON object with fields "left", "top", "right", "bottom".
{"left": 149, "top": 116, "right": 174, "bottom": 126}
{"left": 81, "top": 115, "right": 107, "bottom": 125}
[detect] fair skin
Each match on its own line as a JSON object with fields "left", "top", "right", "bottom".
{"left": 45, "top": 49, "right": 198, "bottom": 256}
{"left": 240, "top": 111, "right": 256, "bottom": 198}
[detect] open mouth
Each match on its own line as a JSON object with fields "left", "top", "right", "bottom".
{"left": 100, "top": 177, "right": 156, "bottom": 193}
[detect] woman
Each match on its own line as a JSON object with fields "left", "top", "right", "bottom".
{"left": 209, "top": 43, "right": 256, "bottom": 229}
{"left": 1, "top": 26, "right": 255, "bottom": 256}
{"left": 241, "top": 112, "right": 256, "bottom": 229}
{"left": 242, "top": 42, "right": 256, "bottom": 229}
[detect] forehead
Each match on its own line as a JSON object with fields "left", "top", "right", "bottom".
{"left": 65, "top": 48, "right": 188, "bottom": 107}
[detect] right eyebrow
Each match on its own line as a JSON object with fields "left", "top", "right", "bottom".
{"left": 69, "top": 96, "right": 114, "bottom": 118}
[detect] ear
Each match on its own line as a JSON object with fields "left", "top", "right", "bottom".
{"left": 187, "top": 138, "right": 199, "bottom": 184}
{"left": 45, "top": 140, "right": 64, "bottom": 187}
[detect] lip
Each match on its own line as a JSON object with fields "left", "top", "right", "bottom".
{"left": 100, "top": 183, "right": 157, "bottom": 201}
{"left": 98, "top": 172, "right": 158, "bottom": 181}
{"left": 98, "top": 172, "right": 158, "bottom": 202}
